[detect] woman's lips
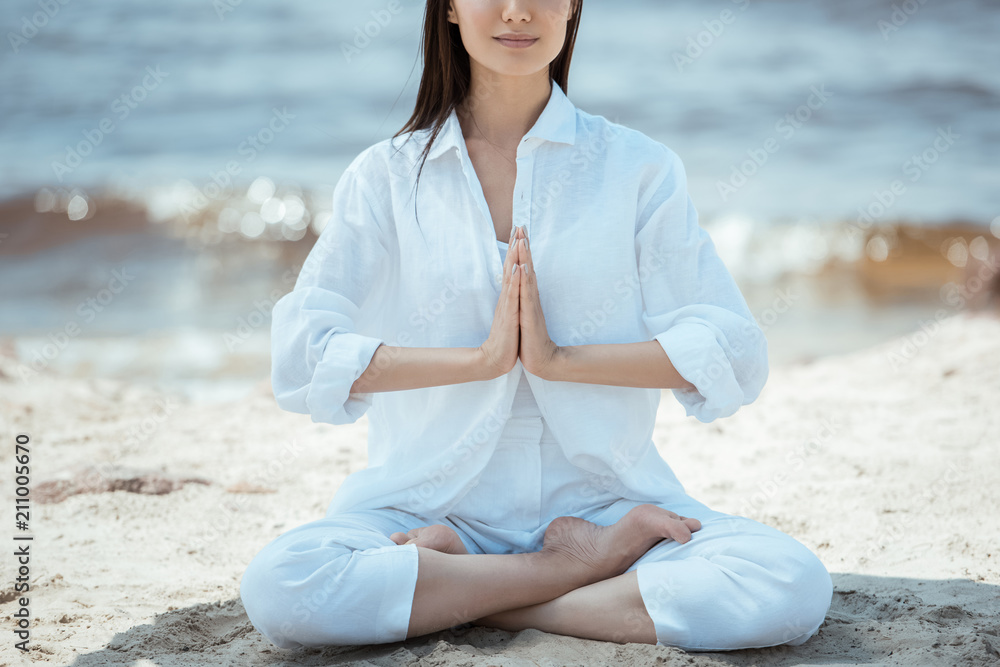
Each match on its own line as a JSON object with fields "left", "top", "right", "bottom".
{"left": 495, "top": 36, "right": 539, "bottom": 49}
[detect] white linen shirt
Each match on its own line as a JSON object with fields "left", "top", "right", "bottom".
{"left": 270, "top": 80, "right": 769, "bottom": 519}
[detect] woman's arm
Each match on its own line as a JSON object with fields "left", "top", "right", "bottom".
{"left": 272, "top": 147, "right": 507, "bottom": 424}
{"left": 627, "top": 146, "right": 768, "bottom": 421}
{"left": 353, "top": 224, "right": 525, "bottom": 394}
{"left": 540, "top": 341, "right": 697, "bottom": 390}
{"left": 351, "top": 345, "right": 500, "bottom": 393}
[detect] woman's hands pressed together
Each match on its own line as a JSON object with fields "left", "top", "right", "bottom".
{"left": 478, "top": 224, "right": 522, "bottom": 377}
{"left": 512, "top": 226, "right": 560, "bottom": 378}
{"left": 478, "top": 225, "right": 560, "bottom": 379}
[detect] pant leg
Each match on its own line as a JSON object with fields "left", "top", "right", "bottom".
{"left": 585, "top": 495, "right": 833, "bottom": 651}
{"left": 239, "top": 508, "right": 479, "bottom": 649}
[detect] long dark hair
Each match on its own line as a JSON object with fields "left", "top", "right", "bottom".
{"left": 391, "top": 0, "right": 583, "bottom": 233}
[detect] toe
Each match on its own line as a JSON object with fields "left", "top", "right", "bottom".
{"left": 389, "top": 525, "right": 468, "bottom": 554}
{"left": 683, "top": 517, "right": 702, "bottom": 533}
{"left": 389, "top": 530, "right": 412, "bottom": 545}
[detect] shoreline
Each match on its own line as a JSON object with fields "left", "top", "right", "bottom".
{"left": 3, "top": 188, "right": 998, "bottom": 304}
{"left": 2, "top": 187, "right": 998, "bottom": 404}
{"left": 3, "top": 187, "right": 998, "bottom": 252}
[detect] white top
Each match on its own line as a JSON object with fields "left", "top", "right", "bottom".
{"left": 270, "top": 80, "right": 769, "bottom": 519}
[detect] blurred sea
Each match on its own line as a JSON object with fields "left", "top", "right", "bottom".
{"left": 1, "top": 0, "right": 998, "bottom": 400}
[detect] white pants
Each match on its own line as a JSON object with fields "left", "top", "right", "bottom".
{"left": 240, "top": 476, "right": 833, "bottom": 651}
{"left": 242, "top": 376, "right": 832, "bottom": 650}
{"left": 240, "top": 494, "right": 832, "bottom": 650}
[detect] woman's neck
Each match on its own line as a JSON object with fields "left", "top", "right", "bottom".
{"left": 458, "top": 67, "right": 552, "bottom": 150}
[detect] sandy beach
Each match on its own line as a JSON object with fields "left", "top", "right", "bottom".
{"left": 2, "top": 304, "right": 998, "bottom": 666}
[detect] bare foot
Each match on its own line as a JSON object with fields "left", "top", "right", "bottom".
{"left": 389, "top": 524, "right": 469, "bottom": 555}
{"left": 540, "top": 504, "right": 702, "bottom": 586}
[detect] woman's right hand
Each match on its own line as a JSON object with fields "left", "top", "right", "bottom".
{"left": 478, "top": 226, "right": 522, "bottom": 379}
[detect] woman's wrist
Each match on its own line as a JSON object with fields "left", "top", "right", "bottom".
{"left": 539, "top": 345, "right": 566, "bottom": 381}
{"left": 473, "top": 345, "right": 506, "bottom": 382}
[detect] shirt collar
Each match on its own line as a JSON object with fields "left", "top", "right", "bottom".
{"left": 425, "top": 79, "right": 577, "bottom": 161}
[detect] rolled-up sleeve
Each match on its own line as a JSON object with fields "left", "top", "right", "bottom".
{"left": 270, "top": 153, "right": 391, "bottom": 425}
{"left": 635, "top": 146, "right": 768, "bottom": 422}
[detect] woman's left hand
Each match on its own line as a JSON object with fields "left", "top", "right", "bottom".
{"left": 513, "top": 226, "right": 561, "bottom": 379}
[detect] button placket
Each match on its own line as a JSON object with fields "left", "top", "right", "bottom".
{"left": 494, "top": 233, "right": 509, "bottom": 285}
{"left": 455, "top": 134, "right": 511, "bottom": 291}
{"left": 514, "top": 144, "right": 534, "bottom": 239}
{"left": 489, "top": 139, "right": 536, "bottom": 288}
{"left": 506, "top": 147, "right": 534, "bottom": 285}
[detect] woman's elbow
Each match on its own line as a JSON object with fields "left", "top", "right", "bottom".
{"left": 271, "top": 380, "right": 310, "bottom": 415}
{"left": 735, "top": 353, "right": 769, "bottom": 407}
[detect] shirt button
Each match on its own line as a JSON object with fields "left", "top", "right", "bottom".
{"left": 495, "top": 272, "right": 503, "bottom": 283}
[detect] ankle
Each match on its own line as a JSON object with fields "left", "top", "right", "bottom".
{"left": 533, "top": 543, "right": 600, "bottom": 588}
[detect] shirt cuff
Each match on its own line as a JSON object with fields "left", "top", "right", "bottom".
{"left": 653, "top": 321, "right": 744, "bottom": 423}
{"left": 305, "top": 331, "right": 384, "bottom": 425}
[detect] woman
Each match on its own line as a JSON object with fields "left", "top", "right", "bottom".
{"left": 240, "top": 0, "right": 833, "bottom": 652}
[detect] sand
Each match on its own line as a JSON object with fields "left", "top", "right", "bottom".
{"left": 1, "top": 308, "right": 998, "bottom": 667}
